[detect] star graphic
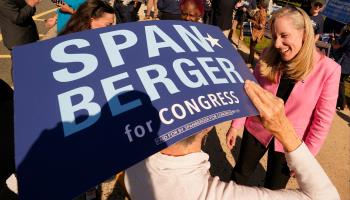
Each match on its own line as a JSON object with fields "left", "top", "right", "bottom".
{"left": 204, "top": 33, "right": 223, "bottom": 48}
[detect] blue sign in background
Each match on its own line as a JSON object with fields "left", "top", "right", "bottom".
{"left": 13, "top": 21, "right": 257, "bottom": 200}
{"left": 323, "top": 0, "right": 350, "bottom": 24}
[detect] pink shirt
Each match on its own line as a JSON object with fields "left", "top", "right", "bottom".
{"left": 232, "top": 55, "right": 341, "bottom": 155}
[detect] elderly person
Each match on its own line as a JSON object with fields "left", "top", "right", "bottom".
{"left": 226, "top": 6, "right": 340, "bottom": 189}
{"left": 124, "top": 80, "right": 340, "bottom": 200}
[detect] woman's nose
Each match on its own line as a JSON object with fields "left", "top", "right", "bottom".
{"left": 274, "top": 37, "right": 282, "bottom": 49}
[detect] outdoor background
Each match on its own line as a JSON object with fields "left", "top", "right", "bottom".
{"left": 0, "top": 1, "right": 349, "bottom": 200}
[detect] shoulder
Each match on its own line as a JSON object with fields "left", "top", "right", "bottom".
{"left": 318, "top": 56, "right": 340, "bottom": 68}
{"left": 315, "top": 55, "right": 341, "bottom": 76}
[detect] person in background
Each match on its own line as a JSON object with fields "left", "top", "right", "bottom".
{"left": 56, "top": 0, "right": 86, "bottom": 33}
{"left": 180, "top": 0, "right": 204, "bottom": 22}
{"left": 248, "top": 0, "right": 267, "bottom": 66}
{"left": 59, "top": 0, "right": 115, "bottom": 35}
{"left": 144, "top": 0, "right": 159, "bottom": 20}
{"left": 0, "top": 0, "right": 40, "bottom": 50}
{"left": 211, "top": 0, "right": 235, "bottom": 37}
{"left": 231, "top": 0, "right": 245, "bottom": 39}
{"left": 157, "top": 0, "right": 182, "bottom": 20}
{"left": 307, "top": 0, "right": 325, "bottom": 41}
{"left": 43, "top": 0, "right": 86, "bottom": 40}
{"left": 231, "top": 0, "right": 257, "bottom": 45}
{"left": 226, "top": 6, "right": 340, "bottom": 190}
{"left": 0, "top": 0, "right": 41, "bottom": 83}
{"left": 265, "top": 0, "right": 273, "bottom": 16}
{"left": 124, "top": 80, "right": 340, "bottom": 200}
{"left": 332, "top": 24, "right": 350, "bottom": 110}
{"left": 127, "top": 0, "right": 143, "bottom": 22}
{"left": 113, "top": 0, "right": 142, "bottom": 23}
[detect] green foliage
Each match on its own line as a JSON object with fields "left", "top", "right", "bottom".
{"left": 274, "top": 0, "right": 303, "bottom": 7}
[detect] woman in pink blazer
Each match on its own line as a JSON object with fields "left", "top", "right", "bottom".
{"left": 226, "top": 6, "right": 341, "bottom": 189}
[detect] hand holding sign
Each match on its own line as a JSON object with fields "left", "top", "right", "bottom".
{"left": 13, "top": 20, "right": 258, "bottom": 200}
{"left": 244, "top": 80, "right": 302, "bottom": 152}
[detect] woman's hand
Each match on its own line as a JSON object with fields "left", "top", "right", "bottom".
{"left": 57, "top": 2, "right": 75, "bottom": 14}
{"left": 244, "top": 80, "right": 302, "bottom": 152}
{"left": 45, "top": 15, "right": 57, "bottom": 29}
{"left": 226, "top": 127, "right": 238, "bottom": 150}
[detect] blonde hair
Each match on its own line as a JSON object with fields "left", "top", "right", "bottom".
{"left": 260, "top": 6, "right": 315, "bottom": 82}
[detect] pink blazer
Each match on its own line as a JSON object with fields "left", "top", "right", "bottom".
{"left": 232, "top": 55, "right": 341, "bottom": 155}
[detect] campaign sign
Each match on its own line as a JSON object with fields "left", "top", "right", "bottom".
{"left": 322, "top": 0, "right": 350, "bottom": 24}
{"left": 13, "top": 20, "right": 258, "bottom": 200}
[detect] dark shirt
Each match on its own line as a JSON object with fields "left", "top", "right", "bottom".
{"left": 0, "top": 0, "right": 39, "bottom": 50}
{"left": 309, "top": 14, "right": 324, "bottom": 35}
{"left": 0, "top": 80, "right": 15, "bottom": 184}
{"left": 276, "top": 75, "right": 295, "bottom": 103}
{"left": 323, "top": 17, "right": 344, "bottom": 34}
{"left": 157, "top": 0, "right": 181, "bottom": 15}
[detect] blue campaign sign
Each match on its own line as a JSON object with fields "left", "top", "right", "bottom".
{"left": 13, "top": 20, "right": 258, "bottom": 200}
{"left": 322, "top": 0, "right": 350, "bottom": 24}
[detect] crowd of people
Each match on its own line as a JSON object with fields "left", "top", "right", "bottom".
{"left": 0, "top": 0, "right": 349, "bottom": 199}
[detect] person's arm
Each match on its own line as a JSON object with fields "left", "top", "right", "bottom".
{"left": 57, "top": 2, "right": 76, "bottom": 15}
{"left": 214, "top": 143, "right": 339, "bottom": 200}
{"left": 1, "top": 0, "right": 39, "bottom": 25}
{"left": 222, "top": 80, "right": 339, "bottom": 200}
{"left": 303, "top": 64, "right": 341, "bottom": 155}
{"left": 215, "top": 81, "right": 339, "bottom": 200}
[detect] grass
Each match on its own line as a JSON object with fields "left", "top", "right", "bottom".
{"left": 234, "top": 29, "right": 272, "bottom": 54}
{"left": 243, "top": 35, "right": 272, "bottom": 54}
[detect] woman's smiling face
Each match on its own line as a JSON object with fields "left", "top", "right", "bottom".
{"left": 271, "top": 16, "right": 304, "bottom": 61}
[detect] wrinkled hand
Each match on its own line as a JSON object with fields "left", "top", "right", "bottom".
{"left": 226, "top": 127, "right": 238, "bottom": 150}
{"left": 26, "top": 0, "right": 41, "bottom": 7}
{"left": 244, "top": 80, "right": 302, "bottom": 152}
